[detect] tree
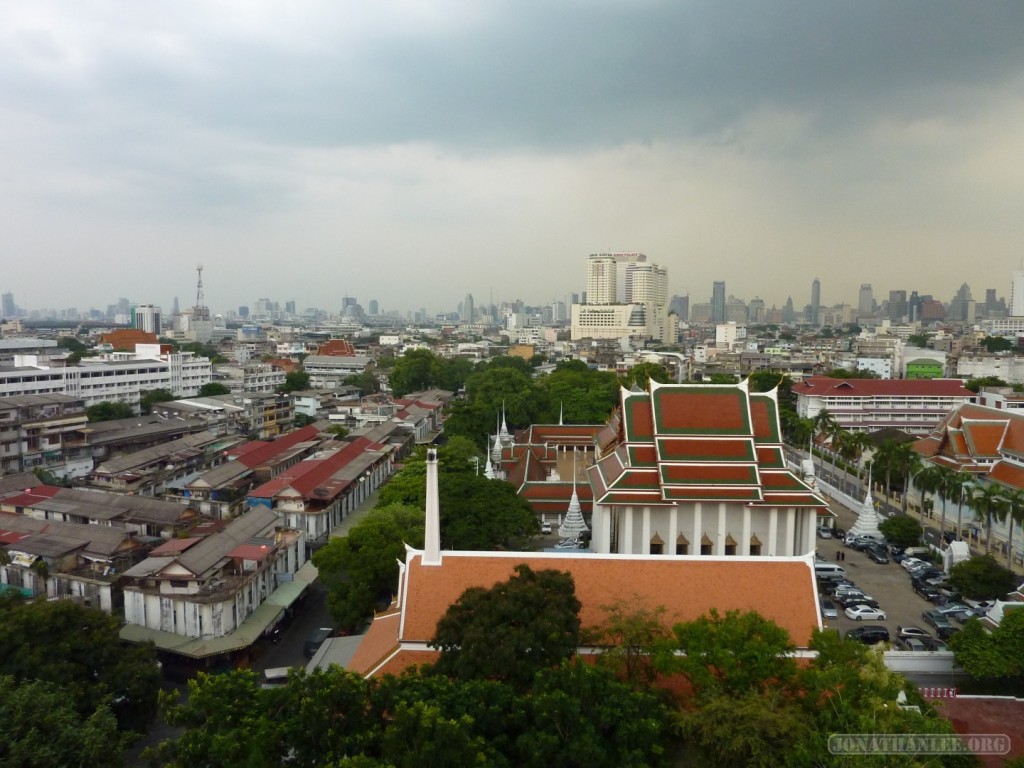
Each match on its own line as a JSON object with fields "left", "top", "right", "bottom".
{"left": 0, "top": 597, "right": 161, "bottom": 733}
{"left": 197, "top": 382, "right": 231, "bottom": 397}
{"left": 139, "top": 388, "right": 175, "bottom": 414}
{"left": 389, "top": 348, "right": 439, "bottom": 397}
{"left": 587, "top": 599, "right": 674, "bottom": 687}
{"left": 971, "top": 482, "right": 1007, "bottom": 555}
{"left": 997, "top": 486, "right": 1024, "bottom": 569}
{"left": 950, "top": 606, "right": 1024, "bottom": 680}
{"left": 669, "top": 609, "right": 796, "bottom": 701}
{"left": 430, "top": 564, "right": 582, "bottom": 691}
{"left": 879, "top": 515, "right": 923, "bottom": 549}
{"left": 312, "top": 503, "right": 424, "bottom": 631}
{"left": 0, "top": 676, "right": 130, "bottom": 768}
{"left": 948, "top": 555, "right": 1019, "bottom": 601}
{"left": 907, "top": 333, "right": 929, "bottom": 348}
{"left": 964, "top": 376, "right": 1008, "bottom": 393}
{"left": 946, "top": 470, "right": 973, "bottom": 541}
{"left": 517, "top": 661, "right": 673, "bottom": 768}
{"left": 916, "top": 464, "right": 949, "bottom": 532}
{"left": 278, "top": 369, "right": 310, "bottom": 394}
{"left": 86, "top": 401, "right": 135, "bottom": 422}
{"left": 344, "top": 370, "right": 380, "bottom": 396}
{"left": 619, "top": 362, "right": 670, "bottom": 390}
{"left": 376, "top": 444, "right": 538, "bottom": 551}
{"left": 980, "top": 336, "right": 1015, "bottom": 353}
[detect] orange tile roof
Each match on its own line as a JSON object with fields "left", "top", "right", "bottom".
{"left": 395, "top": 551, "right": 821, "bottom": 650}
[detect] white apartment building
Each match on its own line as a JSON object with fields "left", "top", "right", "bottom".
{"left": 958, "top": 354, "right": 1024, "bottom": 385}
{"left": 577, "top": 252, "right": 669, "bottom": 342}
{"left": 0, "top": 345, "right": 212, "bottom": 409}
{"left": 213, "top": 363, "right": 286, "bottom": 394}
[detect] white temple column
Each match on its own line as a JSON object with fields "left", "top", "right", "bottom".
{"left": 642, "top": 506, "right": 651, "bottom": 553}
{"left": 717, "top": 503, "right": 727, "bottom": 555}
{"left": 785, "top": 507, "right": 796, "bottom": 556}
{"left": 742, "top": 504, "right": 751, "bottom": 556}
{"left": 693, "top": 503, "right": 702, "bottom": 555}
{"left": 593, "top": 504, "right": 609, "bottom": 553}
{"left": 768, "top": 508, "right": 778, "bottom": 557}
{"left": 624, "top": 506, "right": 635, "bottom": 555}
{"left": 669, "top": 504, "right": 679, "bottom": 556}
{"left": 805, "top": 511, "right": 817, "bottom": 554}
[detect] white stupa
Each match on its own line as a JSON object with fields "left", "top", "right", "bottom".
{"left": 848, "top": 467, "right": 883, "bottom": 539}
{"left": 558, "top": 449, "right": 589, "bottom": 541}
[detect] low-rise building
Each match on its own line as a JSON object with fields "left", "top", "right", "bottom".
{"left": 119, "top": 507, "right": 310, "bottom": 665}
{"left": 0, "top": 394, "right": 91, "bottom": 478}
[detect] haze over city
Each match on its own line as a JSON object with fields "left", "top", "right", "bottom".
{"left": 3, "top": 1, "right": 1024, "bottom": 315}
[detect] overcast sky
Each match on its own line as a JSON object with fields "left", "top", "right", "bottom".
{"left": 3, "top": 1, "right": 1024, "bottom": 317}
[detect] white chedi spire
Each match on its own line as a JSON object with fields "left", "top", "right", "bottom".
{"left": 558, "top": 449, "right": 589, "bottom": 540}
{"left": 484, "top": 435, "right": 495, "bottom": 479}
{"left": 849, "top": 466, "right": 883, "bottom": 538}
{"left": 801, "top": 434, "right": 817, "bottom": 491}
{"left": 499, "top": 401, "right": 511, "bottom": 446}
{"left": 423, "top": 448, "right": 441, "bottom": 566}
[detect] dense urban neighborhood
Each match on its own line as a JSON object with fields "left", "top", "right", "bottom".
{"left": 3, "top": 261, "right": 1024, "bottom": 765}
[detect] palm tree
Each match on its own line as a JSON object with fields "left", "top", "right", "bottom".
{"left": 872, "top": 439, "right": 899, "bottom": 503}
{"left": 845, "top": 431, "right": 873, "bottom": 481}
{"left": 916, "top": 464, "right": 947, "bottom": 524}
{"left": 995, "top": 486, "right": 1024, "bottom": 567}
{"left": 948, "top": 471, "right": 972, "bottom": 542}
{"left": 970, "top": 482, "right": 1007, "bottom": 556}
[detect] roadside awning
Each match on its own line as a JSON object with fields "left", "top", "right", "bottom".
{"left": 120, "top": 578, "right": 312, "bottom": 659}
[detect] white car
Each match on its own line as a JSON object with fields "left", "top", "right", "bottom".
{"left": 540, "top": 522, "right": 552, "bottom": 534}
{"left": 901, "top": 557, "right": 929, "bottom": 572}
{"left": 845, "top": 605, "right": 887, "bottom": 621}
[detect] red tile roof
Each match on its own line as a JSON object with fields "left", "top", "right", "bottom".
{"left": 797, "top": 377, "right": 975, "bottom": 397}
{"left": 349, "top": 551, "right": 821, "bottom": 677}
{"left": 236, "top": 426, "right": 321, "bottom": 469}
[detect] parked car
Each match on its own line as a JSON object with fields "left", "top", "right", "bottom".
{"left": 303, "top": 627, "right": 334, "bottom": 659}
{"left": 913, "top": 583, "right": 941, "bottom": 602}
{"left": 935, "top": 602, "right": 971, "bottom": 616}
{"left": 920, "top": 636, "right": 949, "bottom": 651}
{"left": 894, "top": 637, "right": 928, "bottom": 652}
{"left": 867, "top": 547, "right": 890, "bottom": 564}
{"left": 846, "top": 605, "right": 887, "bottom": 621}
{"left": 896, "top": 625, "right": 932, "bottom": 639}
{"left": 817, "top": 527, "right": 833, "bottom": 539}
{"left": 540, "top": 522, "right": 552, "bottom": 534}
{"left": 819, "top": 598, "right": 838, "bottom": 619}
{"left": 922, "top": 610, "right": 953, "bottom": 631}
{"left": 901, "top": 557, "right": 929, "bottom": 571}
{"left": 841, "top": 598, "right": 881, "bottom": 611}
{"left": 846, "top": 625, "right": 890, "bottom": 645}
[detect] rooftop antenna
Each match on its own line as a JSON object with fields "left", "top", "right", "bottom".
{"left": 195, "top": 264, "right": 205, "bottom": 309}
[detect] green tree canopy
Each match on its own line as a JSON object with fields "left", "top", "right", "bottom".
{"left": 980, "top": 336, "right": 1015, "bottom": 353}
{"left": 879, "top": 515, "right": 924, "bottom": 548}
{"left": 619, "top": 362, "right": 670, "bottom": 390}
{"left": 312, "top": 503, "right": 425, "bottom": 631}
{"left": 85, "top": 401, "right": 135, "bottom": 422}
{"left": 949, "top": 605, "right": 1024, "bottom": 680}
{"left": 197, "top": 382, "right": 231, "bottom": 397}
{"left": 0, "top": 597, "right": 161, "bottom": 733}
{"left": 964, "top": 375, "right": 1008, "bottom": 393}
{"left": 344, "top": 370, "right": 380, "bottom": 396}
{"left": 0, "top": 676, "right": 130, "bottom": 768}
{"left": 278, "top": 369, "right": 310, "bottom": 393}
{"left": 948, "top": 555, "right": 1019, "bottom": 601}
{"left": 139, "top": 388, "right": 175, "bottom": 414}
{"left": 430, "top": 564, "right": 582, "bottom": 691}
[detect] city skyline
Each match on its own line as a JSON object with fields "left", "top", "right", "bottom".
{"left": 3, "top": 3, "right": 1024, "bottom": 314}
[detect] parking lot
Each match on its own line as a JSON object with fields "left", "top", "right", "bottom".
{"left": 818, "top": 500, "right": 956, "bottom": 643}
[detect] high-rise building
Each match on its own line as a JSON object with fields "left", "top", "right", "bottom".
{"left": 810, "top": 278, "right": 821, "bottom": 326}
{"left": 748, "top": 297, "right": 765, "bottom": 324}
{"left": 368, "top": 299, "right": 379, "bottom": 316}
{"left": 1011, "top": 271, "right": 1024, "bottom": 317}
{"left": 711, "top": 281, "right": 726, "bottom": 323}
{"left": 131, "top": 304, "right": 161, "bottom": 335}
{"left": 669, "top": 294, "right": 689, "bottom": 322}
{"left": 858, "top": 284, "right": 873, "bottom": 319}
{"left": 887, "top": 290, "right": 908, "bottom": 323}
{"left": 1, "top": 292, "right": 15, "bottom": 318}
{"left": 462, "top": 293, "right": 475, "bottom": 324}
{"left": 586, "top": 254, "right": 618, "bottom": 304}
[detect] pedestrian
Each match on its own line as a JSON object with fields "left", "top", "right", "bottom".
{"left": 836, "top": 549, "right": 841, "bottom": 561}
{"left": 840, "top": 550, "right": 845, "bottom": 562}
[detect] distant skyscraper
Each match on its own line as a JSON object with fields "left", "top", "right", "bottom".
{"left": 462, "top": 293, "right": 475, "bottom": 324}
{"left": 171, "top": 296, "right": 180, "bottom": 317}
{"left": 1011, "top": 271, "right": 1024, "bottom": 317}
{"left": 586, "top": 254, "right": 618, "bottom": 304}
{"left": 669, "top": 294, "right": 689, "bottom": 321}
{"left": 711, "top": 281, "right": 726, "bottom": 323}
{"left": 285, "top": 300, "right": 296, "bottom": 315}
{"left": 748, "top": 297, "right": 765, "bottom": 324}
{"left": 1, "top": 292, "right": 15, "bottom": 318}
{"left": 858, "top": 284, "right": 873, "bottom": 319}
{"left": 368, "top": 299, "right": 379, "bottom": 316}
{"left": 131, "top": 304, "right": 161, "bottom": 335}
{"left": 887, "top": 290, "right": 908, "bottom": 323}
{"left": 810, "top": 278, "right": 821, "bottom": 326}
{"left": 239, "top": 305, "right": 249, "bottom": 318}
